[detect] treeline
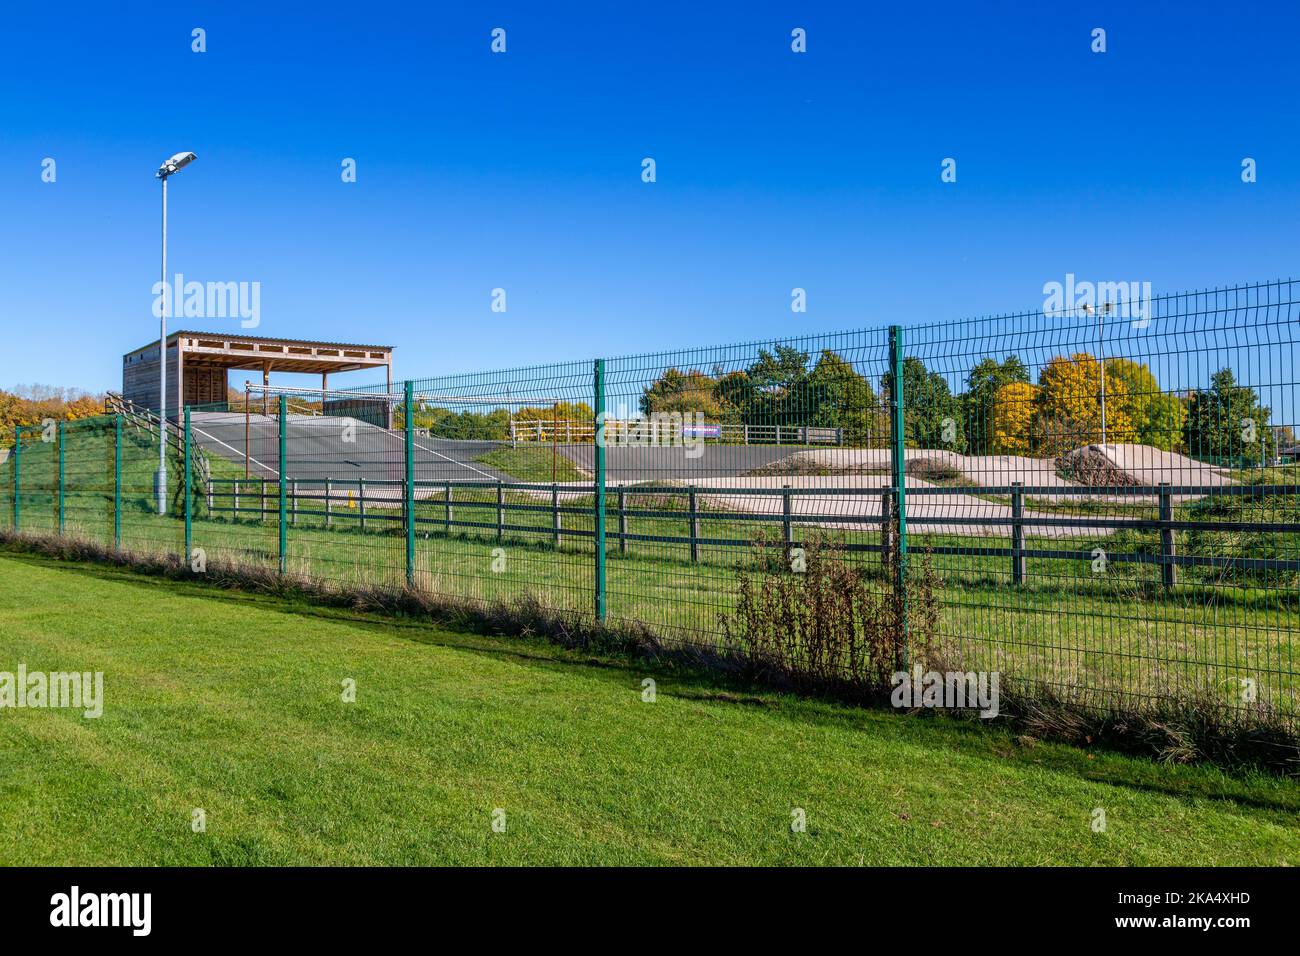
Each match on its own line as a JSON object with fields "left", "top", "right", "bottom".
{"left": 0, "top": 386, "right": 106, "bottom": 446}
{"left": 393, "top": 401, "right": 595, "bottom": 439}
{"left": 642, "top": 347, "right": 880, "bottom": 444}
{"left": 638, "top": 349, "right": 1286, "bottom": 463}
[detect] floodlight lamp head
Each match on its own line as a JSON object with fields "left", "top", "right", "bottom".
{"left": 157, "top": 151, "right": 197, "bottom": 179}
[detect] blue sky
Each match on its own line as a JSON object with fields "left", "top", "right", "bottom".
{"left": 0, "top": 1, "right": 1296, "bottom": 394}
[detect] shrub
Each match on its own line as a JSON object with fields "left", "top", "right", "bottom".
{"left": 720, "top": 529, "right": 941, "bottom": 699}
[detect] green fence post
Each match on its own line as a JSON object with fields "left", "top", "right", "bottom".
{"left": 278, "top": 396, "right": 287, "bottom": 574}
{"left": 57, "top": 421, "right": 65, "bottom": 534}
{"left": 593, "top": 358, "right": 607, "bottom": 621}
{"left": 184, "top": 407, "right": 193, "bottom": 564}
{"left": 404, "top": 381, "right": 415, "bottom": 588}
{"left": 13, "top": 426, "right": 21, "bottom": 533}
{"left": 889, "top": 325, "right": 909, "bottom": 669}
{"left": 114, "top": 415, "right": 122, "bottom": 550}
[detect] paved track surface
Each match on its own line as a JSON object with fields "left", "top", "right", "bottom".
{"left": 192, "top": 413, "right": 805, "bottom": 488}
{"left": 559, "top": 443, "right": 797, "bottom": 481}
{"left": 190, "top": 413, "right": 512, "bottom": 500}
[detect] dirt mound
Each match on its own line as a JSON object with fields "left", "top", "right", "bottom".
{"left": 1055, "top": 446, "right": 1139, "bottom": 487}
{"left": 906, "top": 456, "right": 964, "bottom": 484}
{"left": 745, "top": 454, "right": 965, "bottom": 483}
{"left": 744, "top": 457, "right": 833, "bottom": 477}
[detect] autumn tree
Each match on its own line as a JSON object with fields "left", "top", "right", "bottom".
{"left": 0, "top": 387, "right": 106, "bottom": 446}
{"left": 990, "top": 381, "right": 1040, "bottom": 455}
{"left": 963, "top": 356, "right": 1030, "bottom": 454}
{"left": 1033, "top": 353, "right": 1135, "bottom": 454}
{"left": 1103, "top": 358, "right": 1186, "bottom": 451}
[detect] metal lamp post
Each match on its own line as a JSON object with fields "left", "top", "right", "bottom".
{"left": 154, "top": 151, "right": 197, "bottom": 514}
{"left": 1085, "top": 301, "right": 1113, "bottom": 448}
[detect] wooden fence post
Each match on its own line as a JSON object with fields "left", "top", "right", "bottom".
{"left": 618, "top": 488, "right": 628, "bottom": 555}
{"left": 782, "top": 484, "right": 793, "bottom": 553}
{"left": 496, "top": 481, "right": 504, "bottom": 542}
{"left": 1011, "top": 481, "right": 1025, "bottom": 585}
{"left": 552, "top": 483, "right": 562, "bottom": 548}
{"left": 881, "top": 490, "right": 893, "bottom": 569}
{"left": 1159, "top": 482, "right": 1176, "bottom": 589}
{"left": 689, "top": 490, "right": 699, "bottom": 563}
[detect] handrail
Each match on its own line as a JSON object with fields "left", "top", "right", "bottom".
{"left": 104, "top": 392, "right": 184, "bottom": 453}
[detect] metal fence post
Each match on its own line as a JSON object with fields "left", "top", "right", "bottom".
{"left": 444, "top": 480, "right": 452, "bottom": 534}
{"left": 594, "top": 357, "right": 607, "bottom": 620}
{"left": 278, "top": 396, "right": 287, "bottom": 574}
{"left": 12, "top": 426, "right": 20, "bottom": 533}
{"left": 1159, "top": 481, "right": 1176, "bottom": 590}
{"left": 324, "top": 478, "right": 331, "bottom": 528}
{"left": 404, "top": 381, "right": 415, "bottom": 588}
{"left": 57, "top": 421, "right": 65, "bottom": 534}
{"left": 184, "top": 407, "right": 193, "bottom": 563}
{"left": 113, "top": 415, "right": 122, "bottom": 550}
{"left": 889, "top": 325, "right": 909, "bottom": 669}
{"left": 1010, "top": 481, "right": 1025, "bottom": 584}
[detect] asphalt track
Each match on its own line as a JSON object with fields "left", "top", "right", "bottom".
{"left": 190, "top": 412, "right": 801, "bottom": 488}
{"left": 189, "top": 413, "right": 513, "bottom": 497}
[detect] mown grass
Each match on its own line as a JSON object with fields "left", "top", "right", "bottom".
{"left": 475, "top": 446, "right": 588, "bottom": 482}
{"left": 0, "top": 551, "right": 1297, "bottom": 866}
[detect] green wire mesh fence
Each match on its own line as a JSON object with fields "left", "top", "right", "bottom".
{"left": 1, "top": 278, "right": 1296, "bottom": 720}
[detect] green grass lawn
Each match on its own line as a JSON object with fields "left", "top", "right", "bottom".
{"left": 474, "top": 446, "right": 588, "bottom": 482}
{"left": 4, "top": 427, "right": 1299, "bottom": 718}
{"left": 0, "top": 551, "right": 1297, "bottom": 866}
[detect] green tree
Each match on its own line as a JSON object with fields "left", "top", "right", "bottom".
{"left": 806, "top": 350, "right": 879, "bottom": 445}
{"left": 1183, "top": 368, "right": 1276, "bottom": 465}
{"left": 962, "top": 356, "right": 1029, "bottom": 454}
{"left": 639, "top": 368, "right": 725, "bottom": 417}
{"left": 881, "top": 357, "right": 965, "bottom": 451}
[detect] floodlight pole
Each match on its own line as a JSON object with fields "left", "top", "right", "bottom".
{"left": 156, "top": 173, "right": 169, "bottom": 514}
{"left": 1097, "top": 303, "right": 1110, "bottom": 448}
{"left": 154, "top": 151, "right": 196, "bottom": 515}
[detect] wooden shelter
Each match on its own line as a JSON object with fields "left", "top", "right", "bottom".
{"left": 122, "top": 330, "right": 393, "bottom": 415}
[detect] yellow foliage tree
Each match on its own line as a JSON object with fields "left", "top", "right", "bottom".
{"left": 991, "top": 381, "right": 1040, "bottom": 455}
{"left": 1034, "top": 353, "right": 1136, "bottom": 455}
